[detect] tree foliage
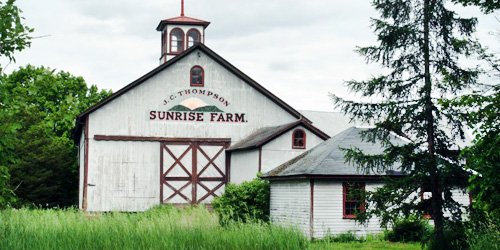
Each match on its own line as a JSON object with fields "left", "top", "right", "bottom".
{"left": 331, "top": 0, "right": 481, "bottom": 247}
{"left": 452, "top": 0, "right": 500, "bottom": 14}
{"left": 0, "top": 0, "right": 33, "bottom": 66}
{"left": 0, "top": 65, "right": 111, "bottom": 207}
{"left": 0, "top": 0, "right": 32, "bottom": 208}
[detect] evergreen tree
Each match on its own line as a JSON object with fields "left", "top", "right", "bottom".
{"left": 331, "top": 0, "right": 481, "bottom": 247}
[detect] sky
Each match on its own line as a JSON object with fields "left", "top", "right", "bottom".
{"left": 2, "top": 0, "right": 499, "bottom": 112}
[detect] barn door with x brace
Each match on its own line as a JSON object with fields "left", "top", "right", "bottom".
{"left": 160, "top": 141, "right": 230, "bottom": 205}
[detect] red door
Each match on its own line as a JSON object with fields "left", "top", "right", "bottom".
{"left": 160, "top": 141, "right": 229, "bottom": 205}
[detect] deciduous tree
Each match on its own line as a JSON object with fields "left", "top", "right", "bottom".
{"left": 0, "top": 65, "right": 111, "bottom": 207}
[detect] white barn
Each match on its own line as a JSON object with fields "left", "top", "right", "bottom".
{"left": 74, "top": 9, "right": 330, "bottom": 212}
{"left": 74, "top": 6, "right": 470, "bottom": 238}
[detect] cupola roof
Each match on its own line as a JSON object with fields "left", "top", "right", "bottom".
{"left": 156, "top": 16, "right": 211, "bottom": 31}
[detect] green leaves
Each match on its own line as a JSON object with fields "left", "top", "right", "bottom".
{"left": 0, "top": 0, "right": 33, "bottom": 65}
{"left": 212, "top": 177, "right": 270, "bottom": 225}
{"left": 0, "top": 65, "right": 112, "bottom": 207}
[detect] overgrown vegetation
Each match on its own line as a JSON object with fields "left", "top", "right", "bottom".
{"left": 212, "top": 176, "right": 270, "bottom": 225}
{"left": 385, "top": 217, "right": 431, "bottom": 243}
{"left": 0, "top": 206, "right": 309, "bottom": 250}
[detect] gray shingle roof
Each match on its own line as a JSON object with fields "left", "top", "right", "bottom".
{"left": 227, "top": 120, "right": 329, "bottom": 152}
{"left": 262, "top": 127, "right": 405, "bottom": 178}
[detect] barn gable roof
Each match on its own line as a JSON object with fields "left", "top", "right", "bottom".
{"left": 262, "top": 127, "right": 405, "bottom": 179}
{"left": 227, "top": 119, "right": 330, "bottom": 152}
{"left": 73, "top": 43, "right": 311, "bottom": 142}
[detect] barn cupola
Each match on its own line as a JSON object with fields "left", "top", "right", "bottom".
{"left": 156, "top": 0, "right": 210, "bottom": 64}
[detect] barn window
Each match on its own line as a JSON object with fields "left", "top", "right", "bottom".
{"left": 187, "top": 29, "right": 201, "bottom": 48}
{"left": 191, "top": 66, "right": 204, "bottom": 86}
{"left": 170, "top": 28, "right": 184, "bottom": 53}
{"left": 343, "top": 182, "right": 365, "bottom": 219}
{"left": 420, "top": 187, "right": 433, "bottom": 219}
{"left": 292, "top": 129, "right": 306, "bottom": 149}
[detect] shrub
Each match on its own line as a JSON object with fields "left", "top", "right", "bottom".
{"left": 212, "top": 176, "right": 270, "bottom": 225}
{"left": 326, "top": 231, "right": 360, "bottom": 242}
{"left": 427, "top": 220, "right": 467, "bottom": 250}
{"left": 385, "top": 216, "right": 430, "bottom": 242}
{"left": 467, "top": 224, "right": 500, "bottom": 250}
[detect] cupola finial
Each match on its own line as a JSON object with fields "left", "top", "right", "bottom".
{"left": 181, "top": 0, "right": 185, "bottom": 16}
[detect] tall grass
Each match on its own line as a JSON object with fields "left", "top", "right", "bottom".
{"left": 0, "top": 206, "right": 308, "bottom": 250}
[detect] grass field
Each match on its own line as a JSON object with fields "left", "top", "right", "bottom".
{"left": 0, "top": 206, "right": 420, "bottom": 250}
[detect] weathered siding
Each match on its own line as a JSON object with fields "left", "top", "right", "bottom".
{"left": 313, "top": 180, "right": 384, "bottom": 238}
{"left": 270, "top": 180, "right": 311, "bottom": 237}
{"left": 230, "top": 149, "right": 259, "bottom": 184}
{"left": 261, "top": 126, "right": 325, "bottom": 173}
{"left": 87, "top": 140, "right": 160, "bottom": 211}
{"left": 88, "top": 50, "right": 297, "bottom": 142}
{"left": 78, "top": 131, "right": 85, "bottom": 209}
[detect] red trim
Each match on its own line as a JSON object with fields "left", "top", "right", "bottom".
{"left": 258, "top": 147, "right": 262, "bottom": 172}
{"left": 292, "top": 129, "right": 306, "bottom": 149}
{"left": 161, "top": 141, "right": 228, "bottom": 205}
{"left": 190, "top": 65, "right": 204, "bottom": 87}
{"left": 226, "top": 149, "right": 231, "bottom": 183}
{"left": 170, "top": 28, "right": 184, "bottom": 54}
{"left": 342, "top": 182, "right": 365, "bottom": 219}
{"left": 186, "top": 29, "right": 201, "bottom": 48}
{"left": 420, "top": 187, "right": 433, "bottom": 219}
{"left": 94, "top": 135, "right": 230, "bottom": 143}
{"left": 310, "top": 179, "right": 314, "bottom": 238}
{"left": 83, "top": 116, "right": 89, "bottom": 211}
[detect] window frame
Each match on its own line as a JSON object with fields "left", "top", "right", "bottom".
{"left": 420, "top": 187, "right": 433, "bottom": 219}
{"left": 186, "top": 28, "right": 201, "bottom": 48}
{"left": 343, "top": 182, "right": 366, "bottom": 219}
{"left": 170, "top": 28, "right": 185, "bottom": 54}
{"left": 190, "top": 66, "right": 204, "bottom": 87}
{"left": 292, "top": 129, "right": 306, "bottom": 149}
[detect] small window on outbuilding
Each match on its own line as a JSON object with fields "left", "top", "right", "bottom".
{"left": 343, "top": 182, "right": 365, "bottom": 219}
{"left": 170, "top": 28, "right": 184, "bottom": 53}
{"left": 420, "top": 187, "right": 433, "bottom": 219}
{"left": 187, "top": 29, "right": 201, "bottom": 48}
{"left": 191, "top": 66, "right": 204, "bottom": 86}
{"left": 292, "top": 129, "right": 306, "bottom": 149}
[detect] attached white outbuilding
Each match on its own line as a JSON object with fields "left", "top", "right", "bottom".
{"left": 262, "top": 127, "right": 471, "bottom": 238}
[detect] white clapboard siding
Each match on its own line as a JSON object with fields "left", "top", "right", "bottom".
{"left": 313, "top": 181, "right": 384, "bottom": 238}
{"left": 88, "top": 50, "right": 297, "bottom": 142}
{"left": 261, "top": 126, "right": 325, "bottom": 174}
{"left": 270, "top": 180, "right": 311, "bottom": 237}
{"left": 87, "top": 140, "right": 160, "bottom": 211}
{"left": 78, "top": 131, "right": 85, "bottom": 209}
{"left": 230, "top": 149, "right": 259, "bottom": 184}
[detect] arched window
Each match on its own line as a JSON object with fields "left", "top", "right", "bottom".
{"left": 187, "top": 29, "right": 201, "bottom": 48}
{"left": 191, "top": 66, "right": 204, "bottom": 86}
{"left": 170, "top": 28, "right": 184, "bottom": 53}
{"left": 292, "top": 129, "right": 306, "bottom": 149}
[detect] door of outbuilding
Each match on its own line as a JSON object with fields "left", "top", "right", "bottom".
{"left": 160, "top": 140, "right": 230, "bottom": 205}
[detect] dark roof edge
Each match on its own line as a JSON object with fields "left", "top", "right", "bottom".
{"left": 156, "top": 20, "right": 211, "bottom": 31}
{"left": 227, "top": 119, "right": 330, "bottom": 152}
{"left": 73, "top": 43, "right": 310, "bottom": 143}
{"left": 260, "top": 174, "right": 402, "bottom": 181}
